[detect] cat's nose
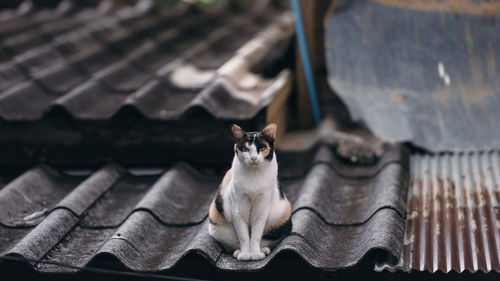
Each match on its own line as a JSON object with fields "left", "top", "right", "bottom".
{"left": 251, "top": 156, "right": 257, "bottom": 162}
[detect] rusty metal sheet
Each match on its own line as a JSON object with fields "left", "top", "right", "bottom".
{"left": 325, "top": 0, "right": 500, "bottom": 151}
{"left": 0, "top": 143, "right": 409, "bottom": 273}
{"left": 379, "top": 152, "right": 500, "bottom": 273}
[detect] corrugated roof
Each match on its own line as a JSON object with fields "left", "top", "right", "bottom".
{"left": 0, "top": 2, "right": 293, "bottom": 121}
{"left": 0, "top": 143, "right": 409, "bottom": 273}
{"left": 325, "top": 0, "right": 500, "bottom": 152}
{"left": 0, "top": 1, "right": 294, "bottom": 168}
{"left": 379, "top": 152, "right": 500, "bottom": 273}
{"left": 0, "top": 1, "right": 104, "bottom": 42}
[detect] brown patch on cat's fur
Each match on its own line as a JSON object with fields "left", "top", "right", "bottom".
{"left": 277, "top": 199, "right": 292, "bottom": 226}
{"left": 209, "top": 200, "right": 229, "bottom": 227}
{"left": 260, "top": 143, "right": 271, "bottom": 158}
{"left": 209, "top": 169, "right": 232, "bottom": 226}
{"left": 263, "top": 199, "right": 292, "bottom": 240}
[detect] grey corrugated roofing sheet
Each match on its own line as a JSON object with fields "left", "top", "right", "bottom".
{"left": 0, "top": 143, "right": 409, "bottom": 272}
{"left": 379, "top": 151, "right": 500, "bottom": 273}
{"left": 325, "top": 0, "right": 500, "bottom": 152}
{"left": 0, "top": 1, "right": 102, "bottom": 39}
{"left": 0, "top": 2, "right": 293, "bottom": 121}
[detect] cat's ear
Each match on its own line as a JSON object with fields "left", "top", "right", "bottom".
{"left": 262, "top": 123, "right": 277, "bottom": 143}
{"left": 231, "top": 124, "right": 245, "bottom": 141}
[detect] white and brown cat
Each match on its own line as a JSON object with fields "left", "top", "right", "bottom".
{"left": 208, "top": 123, "right": 292, "bottom": 261}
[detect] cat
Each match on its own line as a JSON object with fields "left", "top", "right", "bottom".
{"left": 208, "top": 123, "right": 292, "bottom": 261}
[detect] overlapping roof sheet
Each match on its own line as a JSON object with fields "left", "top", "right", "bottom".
{"left": 0, "top": 143, "right": 409, "bottom": 272}
{"left": 325, "top": 0, "right": 500, "bottom": 152}
{"left": 0, "top": 1, "right": 293, "bottom": 121}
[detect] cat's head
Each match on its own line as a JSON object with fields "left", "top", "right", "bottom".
{"left": 231, "top": 123, "right": 277, "bottom": 167}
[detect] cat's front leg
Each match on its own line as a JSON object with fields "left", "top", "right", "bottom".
{"left": 248, "top": 195, "right": 271, "bottom": 260}
{"left": 232, "top": 204, "right": 252, "bottom": 260}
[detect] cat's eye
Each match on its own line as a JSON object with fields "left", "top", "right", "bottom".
{"left": 240, "top": 147, "right": 249, "bottom": 152}
{"left": 258, "top": 146, "right": 266, "bottom": 151}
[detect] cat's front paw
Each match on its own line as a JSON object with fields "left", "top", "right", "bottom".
{"left": 248, "top": 251, "right": 265, "bottom": 260}
{"left": 235, "top": 251, "right": 253, "bottom": 261}
{"left": 233, "top": 249, "right": 241, "bottom": 258}
{"left": 261, "top": 247, "right": 271, "bottom": 255}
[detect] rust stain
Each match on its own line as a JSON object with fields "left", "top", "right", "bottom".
{"left": 361, "top": 8, "right": 372, "bottom": 41}
{"left": 395, "top": 153, "right": 500, "bottom": 272}
{"left": 462, "top": 22, "right": 483, "bottom": 98}
{"left": 459, "top": 22, "right": 495, "bottom": 123}
{"left": 431, "top": 86, "right": 453, "bottom": 108}
{"left": 464, "top": 21, "right": 474, "bottom": 55}
{"left": 372, "top": 0, "right": 500, "bottom": 16}
{"left": 413, "top": 20, "right": 419, "bottom": 42}
{"left": 486, "top": 42, "right": 497, "bottom": 79}
{"left": 392, "top": 93, "right": 406, "bottom": 103}
{"left": 440, "top": 12, "right": 446, "bottom": 26}
{"left": 454, "top": 73, "right": 497, "bottom": 130}
{"left": 457, "top": 76, "right": 494, "bottom": 105}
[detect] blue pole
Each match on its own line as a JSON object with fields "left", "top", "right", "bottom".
{"left": 290, "top": 0, "right": 322, "bottom": 125}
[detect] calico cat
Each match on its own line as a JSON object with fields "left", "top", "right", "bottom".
{"left": 208, "top": 123, "right": 292, "bottom": 261}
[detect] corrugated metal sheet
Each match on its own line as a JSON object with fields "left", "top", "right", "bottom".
{"left": 380, "top": 152, "right": 500, "bottom": 273}
{"left": 0, "top": 1, "right": 294, "bottom": 167}
{"left": 0, "top": 1, "right": 105, "bottom": 45}
{"left": 0, "top": 2, "right": 293, "bottom": 121}
{"left": 325, "top": 0, "right": 500, "bottom": 151}
{"left": 0, "top": 143, "right": 409, "bottom": 272}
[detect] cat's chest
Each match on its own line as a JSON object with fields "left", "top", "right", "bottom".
{"left": 234, "top": 179, "right": 274, "bottom": 194}
{"left": 232, "top": 171, "right": 276, "bottom": 194}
